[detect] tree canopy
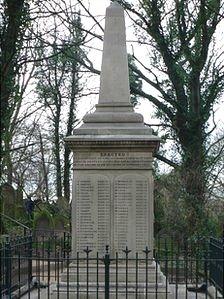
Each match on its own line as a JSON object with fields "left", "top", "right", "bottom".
{"left": 115, "top": 0, "right": 224, "bottom": 237}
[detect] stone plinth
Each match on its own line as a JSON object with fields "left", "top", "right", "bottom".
{"left": 65, "top": 137, "right": 159, "bottom": 258}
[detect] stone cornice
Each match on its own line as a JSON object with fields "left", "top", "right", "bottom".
{"left": 65, "top": 136, "right": 160, "bottom": 153}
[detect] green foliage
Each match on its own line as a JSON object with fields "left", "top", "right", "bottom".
{"left": 154, "top": 171, "right": 186, "bottom": 236}
{"left": 1, "top": 0, "right": 31, "bottom": 184}
{"left": 118, "top": 0, "right": 224, "bottom": 238}
{"left": 32, "top": 197, "right": 70, "bottom": 231}
{"left": 154, "top": 170, "right": 223, "bottom": 239}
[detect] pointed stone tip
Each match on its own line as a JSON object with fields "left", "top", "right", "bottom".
{"left": 109, "top": 1, "right": 121, "bottom": 7}
{"left": 107, "top": 1, "right": 124, "bottom": 15}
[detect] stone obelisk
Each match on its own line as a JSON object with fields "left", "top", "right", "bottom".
{"left": 65, "top": 2, "right": 160, "bottom": 257}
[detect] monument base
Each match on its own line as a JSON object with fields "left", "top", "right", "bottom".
{"left": 50, "top": 261, "right": 172, "bottom": 298}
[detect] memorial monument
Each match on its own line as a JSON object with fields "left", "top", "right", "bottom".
{"left": 65, "top": 1, "right": 160, "bottom": 258}
{"left": 51, "top": 2, "right": 170, "bottom": 298}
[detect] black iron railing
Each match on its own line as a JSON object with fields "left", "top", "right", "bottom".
{"left": 0, "top": 213, "right": 32, "bottom": 238}
{"left": 0, "top": 231, "right": 70, "bottom": 297}
{"left": 0, "top": 234, "right": 223, "bottom": 298}
{"left": 0, "top": 234, "right": 33, "bottom": 297}
{"left": 209, "top": 237, "right": 224, "bottom": 295}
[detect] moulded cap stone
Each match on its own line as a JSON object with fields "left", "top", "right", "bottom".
{"left": 83, "top": 112, "right": 144, "bottom": 123}
{"left": 106, "top": 2, "right": 124, "bottom": 17}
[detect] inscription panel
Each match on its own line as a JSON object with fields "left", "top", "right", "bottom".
{"left": 75, "top": 175, "right": 110, "bottom": 254}
{"left": 135, "top": 180, "right": 148, "bottom": 251}
{"left": 114, "top": 174, "right": 149, "bottom": 252}
{"left": 114, "top": 179, "right": 133, "bottom": 250}
{"left": 74, "top": 172, "right": 151, "bottom": 255}
{"left": 74, "top": 152, "right": 152, "bottom": 169}
{"left": 97, "top": 179, "right": 110, "bottom": 252}
{"left": 76, "top": 180, "right": 95, "bottom": 250}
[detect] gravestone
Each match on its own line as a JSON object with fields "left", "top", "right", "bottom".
{"left": 34, "top": 212, "right": 54, "bottom": 238}
{"left": 54, "top": 216, "right": 68, "bottom": 238}
{"left": 2, "top": 183, "right": 16, "bottom": 218}
{"left": 34, "top": 215, "right": 51, "bottom": 235}
{"left": 15, "top": 188, "right": 26, "bottom": 219}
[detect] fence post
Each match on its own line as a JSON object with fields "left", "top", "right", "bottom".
{"left": 5, "top": 236, "right": 12, "bottom": 298}
{"left": 28, "top": 233, "right": 33, "bottom": 283}
{"left": 83, "top": 246, "right": 92, "bottom": 298}
{"left": 0, "top": 247, "right": 2, "bottom": 296}
{"left": 63, "top": 232, "right": 66, "bottom": 259}
{"left": 143, "top": 246, "right": 150, "bottom": 299}
{"left": 104, "top": 245, "right": 110, "bottom": 299}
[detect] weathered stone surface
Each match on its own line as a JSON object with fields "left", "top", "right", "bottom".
{"left": 73, "top": 169, "right": 154, "bottom": 257}
{"left": 65, "top": 2, "right": 160, "bottom": 258}
{"left": 98, "top": 2, "right": 130, "bottom": 105}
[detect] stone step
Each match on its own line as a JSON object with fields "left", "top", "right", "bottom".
{"left": 50, "top": 282, "right": 171, "bottom": 299}
{"left": 60, "top": 262, "right": 165, "bottom": 283}
{"left": 60, "top": 271, "right": 164, "bottom": 283}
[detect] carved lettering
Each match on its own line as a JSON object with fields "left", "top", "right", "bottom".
{"left": 114, "top": 175, "right": 149, "bottom": 252}
{"left": 75, "top": 176, "right": 110, "bottom": 254}
{"left": 74, "top": 152, "right": 152, "bottom": 169}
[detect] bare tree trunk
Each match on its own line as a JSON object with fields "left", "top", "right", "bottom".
{"left": 1, "top": 0, "right": 25, "bottom": 176}
{"left": 54, "top": 108, "right": 62, "bottom": 199}
{"left": 39, "top": 131, "right": 49, "bottom": 201}
{"left": 63, "top": 62, "right": 78, "bottom": 202}
{"left": 1, "top": 0, "right": 24, "bottom": 130}
{"left": 179, "top": 74, "right": 208, "bottom": 237}
{"left": 4, "top": 134, "right": 13, "bottom": 185}
{"left": 182, "top": 143, "right": 207, "bottom": 236}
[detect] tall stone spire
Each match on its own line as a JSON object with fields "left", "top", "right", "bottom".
{"left": 75, "top": 1, "right": 153, "bottom": 136}
{"left": 99, "top": 2, "right": 130, "bottom": 104}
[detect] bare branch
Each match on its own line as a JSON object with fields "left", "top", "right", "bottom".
{"left": 154, "top": 153, "right": 179, "bottom": 168}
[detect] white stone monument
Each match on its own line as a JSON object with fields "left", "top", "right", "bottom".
{"left": 65, "top": 2, "right": 160, "bottom": 258}
{"left": 50, "top": 3, "right": 172, "bottom": 298}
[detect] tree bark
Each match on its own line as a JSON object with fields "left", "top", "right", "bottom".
{"left": 54, "top": 108, "right": 62, "bottom": 199}
{"left": 1, "top": 0, "right": 25, "bottom": 166}
{"left": 181, "top": 138, "right": 207, "bottom": 236}
{"left": 39, "top": 132, "right": 49, "bottom": 201}
{"left": 63, "top": 62, "right": 78, "bottom": 202}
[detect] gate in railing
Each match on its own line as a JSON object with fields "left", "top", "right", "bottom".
{"left": 209, "top": 237, "right": 224, "bottom": 295}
